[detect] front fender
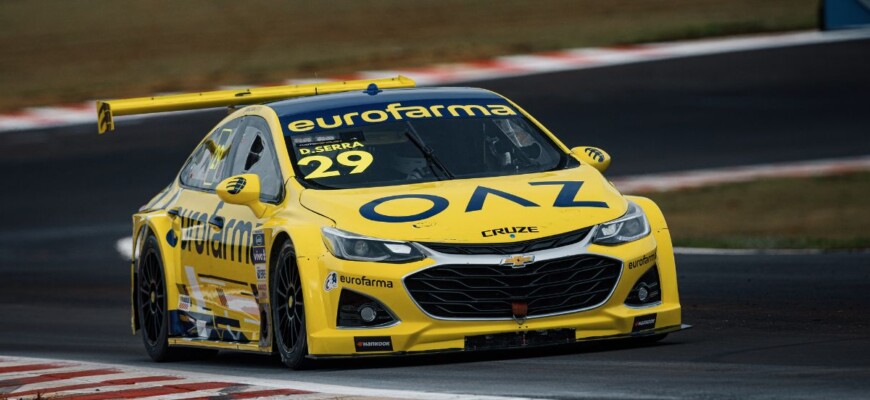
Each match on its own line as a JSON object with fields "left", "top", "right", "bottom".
{"left": 626, "top": 195, "right": 680, "bottom": 307}
{"left": 253, "top": 215, "right": 330, "bottom": 352}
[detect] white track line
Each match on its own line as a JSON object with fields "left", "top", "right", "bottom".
{"left": 3, "top": 29, "right": 870, "bottom": 133}
{"left": 611, "top": 155, "right": 870, "bottom": 193}
{"left": 672, "top": 247, "right": 827, "bottom": 256}
{"left": 116, "top": 235, "right": 133, "bottom": 261}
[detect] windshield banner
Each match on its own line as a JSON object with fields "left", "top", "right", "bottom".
{"left": 280, "top": 99, "right": 519, "bottom": 135}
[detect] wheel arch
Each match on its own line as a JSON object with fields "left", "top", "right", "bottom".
{"left": 264, "top": 231, "right": 289, "bottom": 351}
{"left": 269, "top": 231, "right": 293, "bottom": 274}
{"left": 264, "top": 224, "right": 327, "bottom": 357}
{"left": 131, "top": 212, "right": 182, "bottom": 335}
{"left": 626, "top": 195, "right": 680, "bottom": 305}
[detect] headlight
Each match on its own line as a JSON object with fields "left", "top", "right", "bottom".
{"left": 321, "top": 227, "right": 425, "bottom": 263}
{"left": 592, "top": 201, "right": 650, "bottom": 245}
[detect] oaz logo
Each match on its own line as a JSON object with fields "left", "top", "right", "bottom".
{"left": 226, "top": 177, "right": 247, "bottom": 195}
{"left": 359, "top": 180, "right": 608, "bottom": 223}
{"left": 584, "top": 147, "right": 605, "bottom": 162}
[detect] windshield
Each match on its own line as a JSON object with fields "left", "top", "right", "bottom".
{"left": 282, "top": 98, "right": 575, "bottom": 189}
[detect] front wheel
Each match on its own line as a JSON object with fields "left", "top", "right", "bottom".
{"left": 272, "top": 241, "right": 311, "bottom": 369}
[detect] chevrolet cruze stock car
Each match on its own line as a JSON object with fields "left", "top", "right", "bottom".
{"left": 99, "top": 76, "right": 687, "bottom": 369}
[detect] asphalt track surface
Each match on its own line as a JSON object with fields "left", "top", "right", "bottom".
{"left": 1, "top": 39, "right": 869, "bottom": 399}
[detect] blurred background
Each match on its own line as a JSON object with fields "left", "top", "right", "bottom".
{"left": 1, "top": 0, "right": 866, "bottom": 249}
{"left": 0, "top": 0, "right": 818, "bottom": 110}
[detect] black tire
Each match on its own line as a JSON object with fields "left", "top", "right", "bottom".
{"left": 137, "top": 234, "right": 216, "bottom": 361}
{"left": 271, "top": 241, "right": 311, "bottom": 369}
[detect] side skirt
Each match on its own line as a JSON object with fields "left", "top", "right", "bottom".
{"left": 168, "top": 338, "right": 268, "bottom": 354}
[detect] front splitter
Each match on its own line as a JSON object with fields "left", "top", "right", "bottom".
{"left": 307, "top": 323, "right": 691, "bottom": 360}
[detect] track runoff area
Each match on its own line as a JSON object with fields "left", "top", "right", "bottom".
{"left": 3, "top": 30, "right": 870, "bottom": 400}
{"left": 0, "top": 356, "right": 516, "bottom": 400}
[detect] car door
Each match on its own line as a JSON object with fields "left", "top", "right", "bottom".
{"left": 172, "top": 115, "right": 284, "bottom": 345}
{"left": 172, "top": 117, "right": 256, "bottom": 343}
{"left": 221, "top": 115, "right": 286, "bottom": 346}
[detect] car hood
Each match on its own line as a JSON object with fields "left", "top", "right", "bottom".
{"left": 299, "top": 164, "right": 627, "bottom": 243}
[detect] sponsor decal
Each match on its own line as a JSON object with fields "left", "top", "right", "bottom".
{"left": 632, "top": 314, "right": 657, "bottom": 332}
{"left": 226, "top": 176, "right": 246, "bottom": 195}
{"left": 628, "top": 251, "right": 657, "bottom": 270}
{"left": 324, "top": 271, "right": 394, "bottom": 290}
{"left": 178, "top": 294, "right": 191, "bottom": 311}
{"left": 283, "top": 100, "right": 518, "bottom": 134}
{"left": 528, "top": 181, "right": 609, "bottom": 208}
{"left": 97, "top": 101, "right": 112, "bottom": 132}
{"left": 354, "top": 336, "right": 393, "bottom": 352}
{"left": 584, "top": 147, "right": 605, "bottom": 162}
{"left": 465, "top": 186, "right": 538, "bottom": 212}
{"left": 165, "top": 230, "right": 178, "bottom": 247}
{"left": 339, "top": 274, "right": 394, "bottom": 289}
{"left": 256, "top": 283, "right": 268, "bottom": 300}
{"left": 360, "top": 181, "right": 608, "bottom": 223}
{"left": 253, "top": 232, "right": 265, "bottom": 247}
{"left": 481, "top": 226, "right": 539, "bottom": 238}
{"left": 501, "top": 255, "right": 535, "bottom": 268}
{"left": 174, "top": 308, "right": 249, "bottom": 343}
{"left": 176, "top": 202, "right": 259, "bottom": 265}
{"left": 298, "top": 140, "right": 364, "bottom": 155}
{"left": 359, "top": 194, "right": 449, "bottom": 223}
{"left": 324, "top": 271, "right": 338, "bottom": 291}
{"left": 255, "top": 264, "right": 267, "bottom": 282}
{"left": 252, "top": 247, "right": 266, "bottom": 264}
{"left": 293, "top": 131, "right": 365, "bottom": 145}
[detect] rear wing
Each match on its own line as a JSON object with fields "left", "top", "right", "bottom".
{"left": 96, "top": 75, "right": 415, "bottom": 133}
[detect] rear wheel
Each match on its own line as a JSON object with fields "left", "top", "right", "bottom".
{"left": 137, "top": 234, "right": 215, "bottom": 361}
{"left": 272, "top": 241, "right": 311, "bottom": 369}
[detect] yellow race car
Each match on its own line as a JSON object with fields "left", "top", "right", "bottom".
{"left": 100, "top": 76, "right": 686, "bottom": 369}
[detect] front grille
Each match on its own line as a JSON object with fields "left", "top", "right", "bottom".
{"left": 418, "top": 227, "right": 592, "bottom": 255}
{"left": 405, "top": 254, "right": 621, "bottom": 319}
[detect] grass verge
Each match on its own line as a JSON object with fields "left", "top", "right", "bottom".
{"left": 647, "top": 172, "right": 870, "bottom": 250}
{"left": 0, "top": 0, "right": 817, "bottom": 110}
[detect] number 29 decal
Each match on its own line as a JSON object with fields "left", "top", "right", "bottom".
{"left": 298, "top": 150, "right": 373, "bottom": 179}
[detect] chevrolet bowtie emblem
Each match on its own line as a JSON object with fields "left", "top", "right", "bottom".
{"left": 501, "top": 255, "right": 535, "bottom": 268}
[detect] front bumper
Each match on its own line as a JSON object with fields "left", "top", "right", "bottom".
{"left": 308, "top": 323, "right": 691, "bottom": 359}
{"left": 298, "top": 227, "right": 682, "bottom": 357}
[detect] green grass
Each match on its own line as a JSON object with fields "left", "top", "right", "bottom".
{"left": 647, "top": 173, "right": 870, "bottom": 249}
{"left": 0, "top": 0, "right": 817, "bottom": 110}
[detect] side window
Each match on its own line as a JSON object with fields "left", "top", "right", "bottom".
{"left": 231, "top": 116, "right": 283, "bottom": 203}
{"left": 180, "top": 119, "right": 242, "bottom": 190}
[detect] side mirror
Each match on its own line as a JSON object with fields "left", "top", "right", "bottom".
{"left": 217, "top": 174, "right": 267, "bottom": 217}
{"left": 570, "top": 146, "right": 611, "bottom": 173}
